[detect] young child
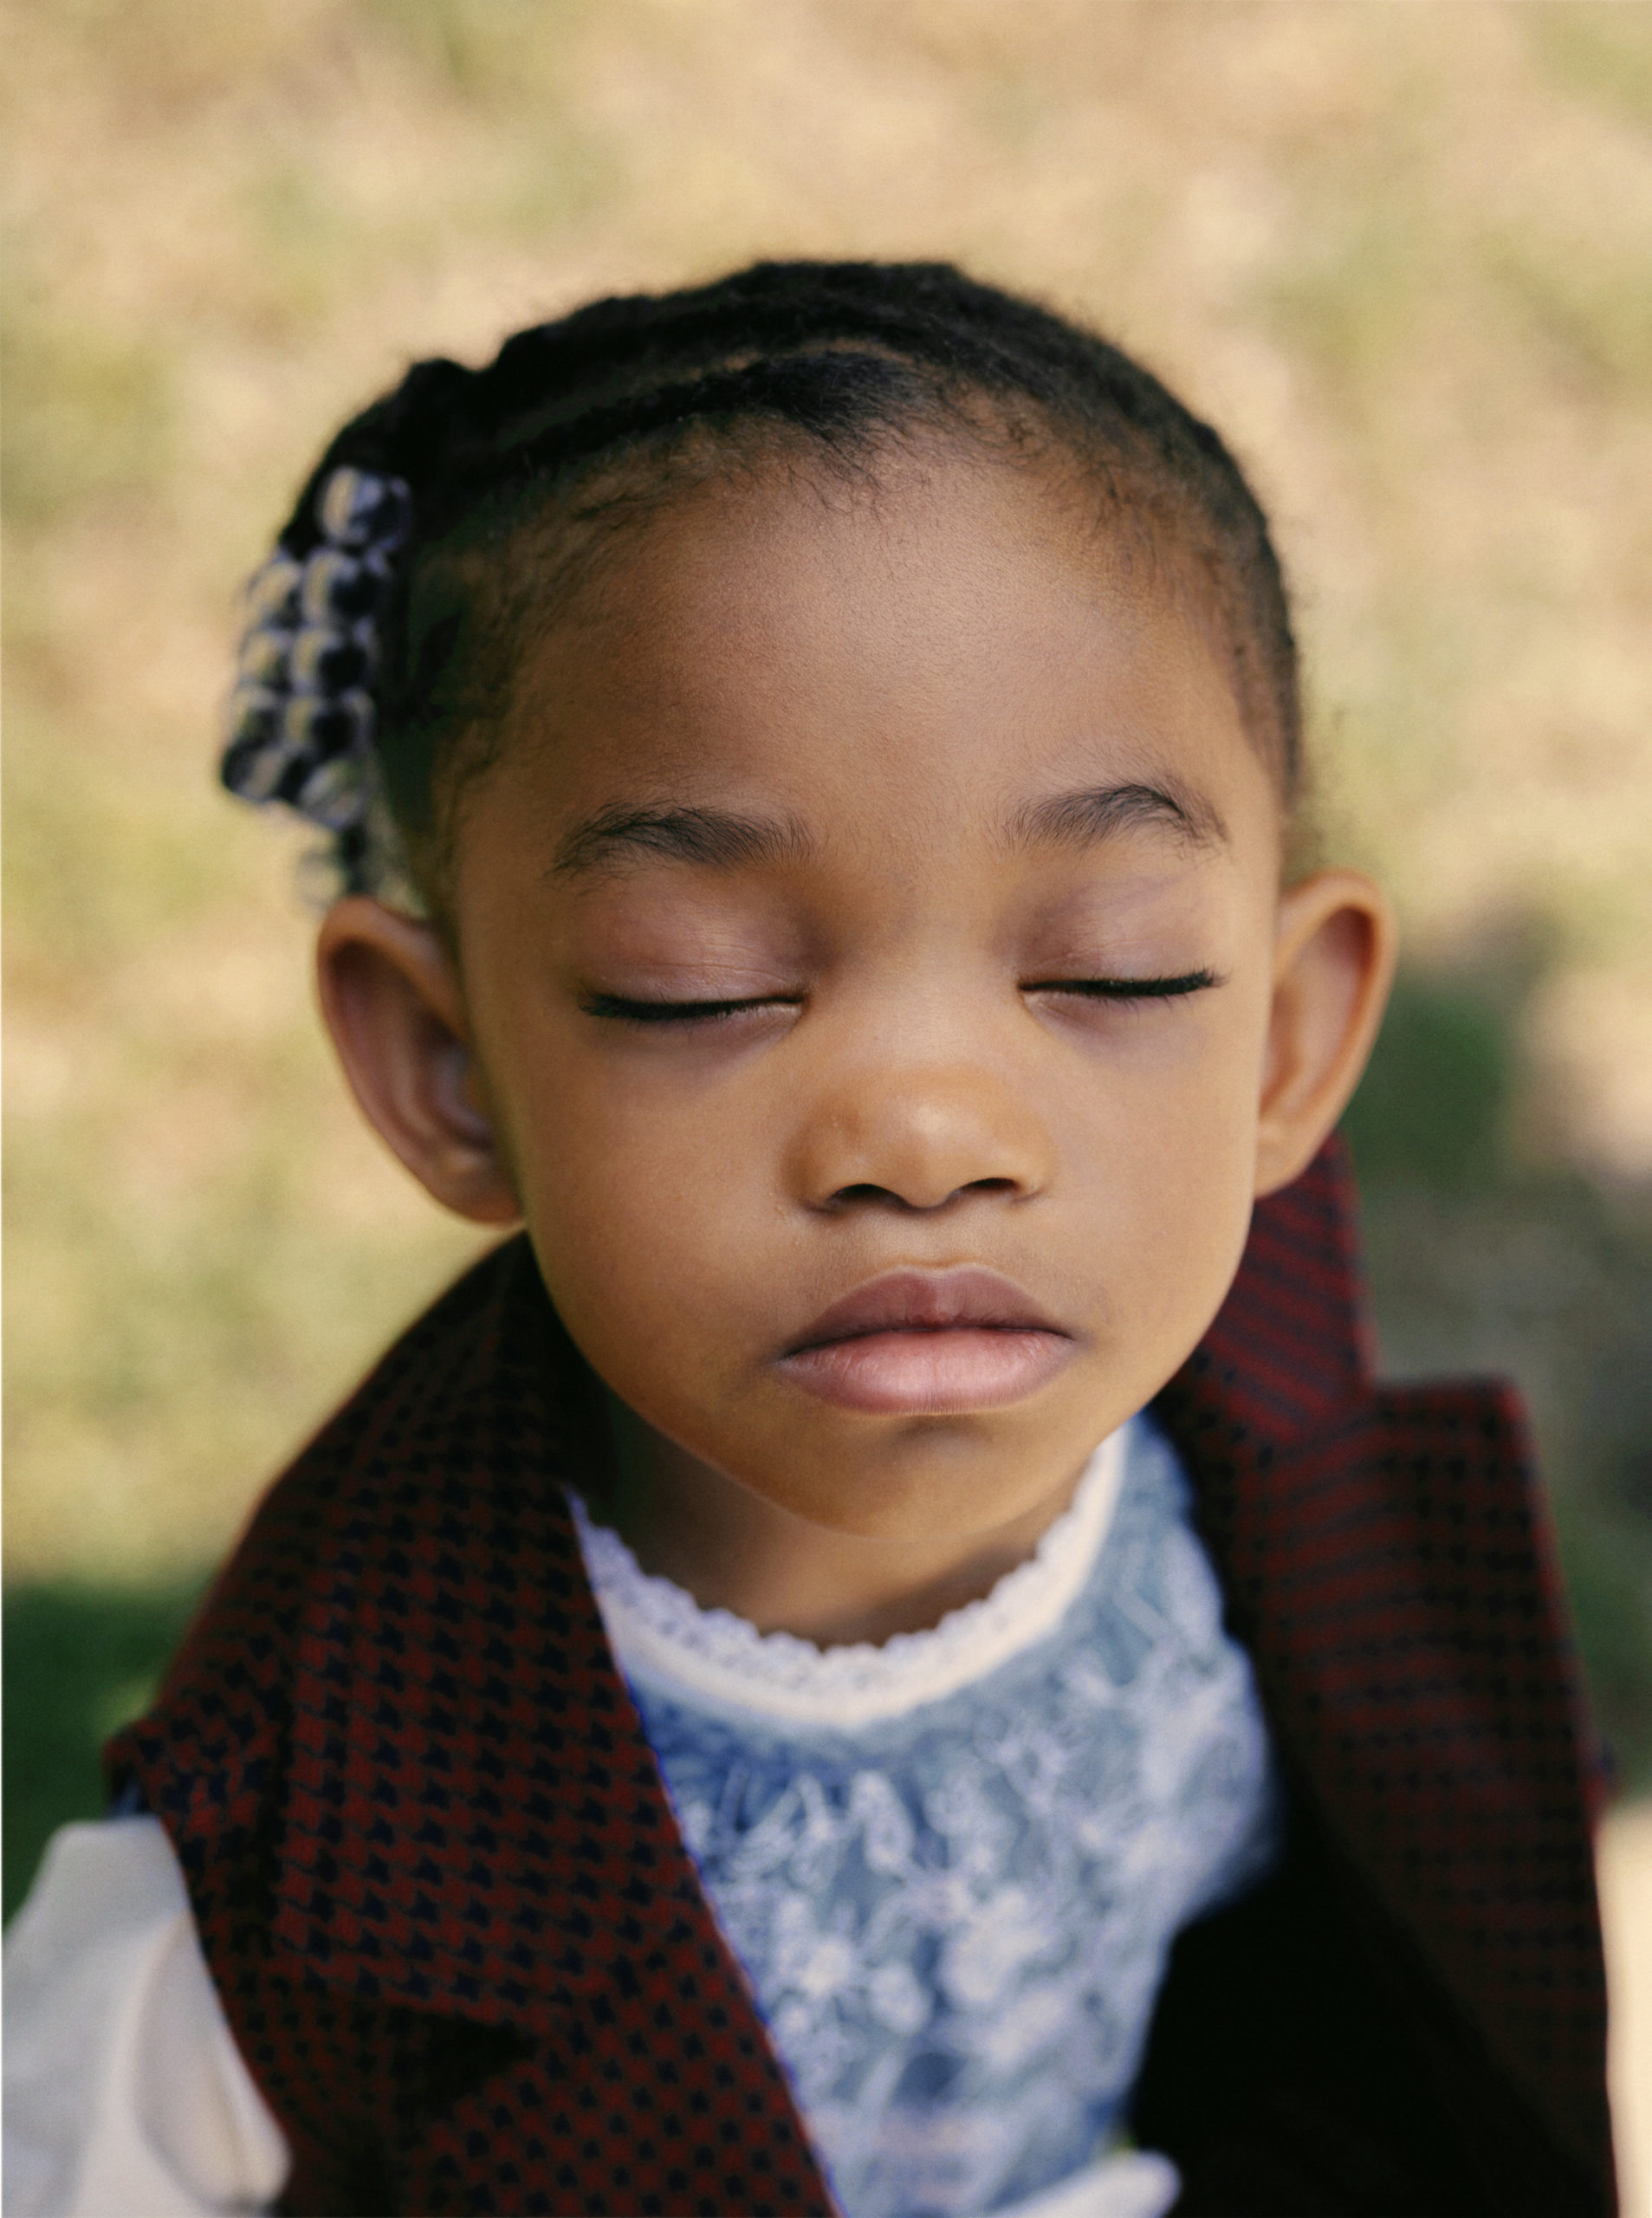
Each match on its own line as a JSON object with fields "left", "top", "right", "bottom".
{"left": 3, "top": 263, "right": 1616, "bottom": 2218}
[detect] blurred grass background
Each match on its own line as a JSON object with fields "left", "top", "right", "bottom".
{"left": 5, "top": 0, "right": 1651, "bottom": 1930}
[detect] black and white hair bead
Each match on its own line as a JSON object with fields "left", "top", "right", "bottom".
{"left": 220, "top": 467, "right": 411, "bottom": 840}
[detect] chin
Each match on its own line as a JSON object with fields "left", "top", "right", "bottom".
{"left": 754, "top": 1428, "right": 1075, "bottom": 1542}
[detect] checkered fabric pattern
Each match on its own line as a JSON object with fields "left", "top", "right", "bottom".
{"left": 107, "top": 1141, "right": 1615, "bottom": 2216}
{"left": 1144, "top": 1148, "right": 1614, "bottom": 2214}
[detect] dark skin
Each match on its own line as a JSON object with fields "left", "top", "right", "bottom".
{"left": 317, "top": 443, "right": 1395, "bottom": 1644}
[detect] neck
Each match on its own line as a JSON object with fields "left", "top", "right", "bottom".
{"left": 599, "top": 1396, "right": 1090, "bottom": 1647}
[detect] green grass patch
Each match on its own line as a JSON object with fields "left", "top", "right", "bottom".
{"left": 3, "top": 1580, "right": 205, "bottom": 1921}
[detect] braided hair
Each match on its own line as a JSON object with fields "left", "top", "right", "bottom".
{"left": 222, "top": 260, "right": 1302, "bottom": 906}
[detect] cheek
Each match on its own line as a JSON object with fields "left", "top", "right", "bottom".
{"left": 498, "top": 1035, "right": 768, "bottom": 1385}
{"left": 1048, "top": 984, "right": 1269, "bottom": 1336}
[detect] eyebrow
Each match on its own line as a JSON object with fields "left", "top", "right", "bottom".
{"left": 551, "top": 802, "right": 816, "bottom": 879}
{"left": 551, "top": 779, "right": 1224, "bottom": 879}
{"left": 1004, "top": 780, "right": 1228, "bottom": 854}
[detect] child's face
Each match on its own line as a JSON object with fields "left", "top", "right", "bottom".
{"left": 324, "top": 445, "right": 1390, "bottom": 1547}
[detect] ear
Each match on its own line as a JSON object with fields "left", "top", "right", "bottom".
{"left": 315, "top": 897, "right": 523, "bottom": 1225}
{"left": 1254, "top": 868, "right": 1397, "bottom": 1198}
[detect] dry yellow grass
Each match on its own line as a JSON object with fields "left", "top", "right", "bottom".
{"left": 5, "top": 0, "right": 1651, "bottom": 1585}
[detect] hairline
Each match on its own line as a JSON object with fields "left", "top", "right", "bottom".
{"left": 398, "top": 405, "right": 1298, "bottom": 918}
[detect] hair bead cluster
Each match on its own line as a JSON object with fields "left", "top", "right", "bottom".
{"left": 220, "top": 467, "right": 411, "bottom": 846}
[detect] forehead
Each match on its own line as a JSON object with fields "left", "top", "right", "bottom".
{"left": 482, "top": 445, "right": 1278, "bottom": 868}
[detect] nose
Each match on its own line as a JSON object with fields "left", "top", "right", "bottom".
{"left": 788, "top": 1063, "right": 1055, "bottom": 1214}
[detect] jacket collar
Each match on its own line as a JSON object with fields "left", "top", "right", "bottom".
{"left": 264, "top": 1138, "right": 1606, "bottom": 2180}
{"left": 1153, "top": 1141, "right": 1608, "bottom": 2182}
{"left": 269, "top": 1234, "right": 705, "bottom": 2026}
{"left": 269, "top": 1142, "right": 1366, "bottom": 2022}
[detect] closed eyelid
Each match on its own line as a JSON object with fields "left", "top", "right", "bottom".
{"left": 573, "top": 950, "right": 805, "bottom": 1001}
{"left": 1027, "top": 969, "right": 1221, "bottom": 997}
{"left": 580, "top": 989, "right": 802, "bottom": 1026}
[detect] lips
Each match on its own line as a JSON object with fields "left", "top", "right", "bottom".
{"left": 776, "top": 1268, "right": 1075, "bottom": 1415}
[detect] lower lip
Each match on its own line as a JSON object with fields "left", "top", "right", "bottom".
{"left": 778, "top": 1328, "right": 1072, "bottom": 1414}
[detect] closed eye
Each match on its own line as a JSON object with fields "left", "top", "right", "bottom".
{"left": 580, "top": 991, "right": 802, "bottom": 1025}
{"left": 1025, "top": 969, "right": 1221, "bottom": 1002}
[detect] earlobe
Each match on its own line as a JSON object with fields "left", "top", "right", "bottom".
{"left": 1254, "top": 869, "right": 1396, "bottom": 1197}
{"left": 315, "top": 898, "right": 523, "bottom": 1226}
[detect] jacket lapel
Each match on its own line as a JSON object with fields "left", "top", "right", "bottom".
{"left": 1154, "top": 1139, "right": 1610, "bottom": 2183}
{"left": 270, "top": 1235, "right": 751, "bottom": 2028}
{"left": 262, "top": 1140, "right": 1608, "bottom": 2189}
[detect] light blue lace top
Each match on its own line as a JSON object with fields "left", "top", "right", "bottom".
{"left": 572, "top": 1417, "right": 1279, "bottom": 2218}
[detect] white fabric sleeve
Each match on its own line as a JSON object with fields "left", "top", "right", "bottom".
{"left": 3, "top": 1817, "right": 290, "bottom": 2217}
{"left": 998, "top": 2147, "right": 1181, "bottom": 2218}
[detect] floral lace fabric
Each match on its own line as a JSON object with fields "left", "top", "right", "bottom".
{"left": 573, "top": 1418, "right": 1280, "bottom": 2218}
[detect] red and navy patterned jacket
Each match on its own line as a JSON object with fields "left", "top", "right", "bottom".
{"left": 107, "top": 1143, "right": 1616, "bottom": 2216}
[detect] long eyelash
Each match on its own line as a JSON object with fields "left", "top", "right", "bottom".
{"left": 584, "top": 973, "right": 1220, "bottom": 1023}
{"left": 581, "top": 992, "right": 790, "bottom": 1024}
{"left": 1029, "top": 969, "right": 1221, "bottom": 1001}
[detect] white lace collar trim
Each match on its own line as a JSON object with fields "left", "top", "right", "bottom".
{"left": 569, "top": 1425, "right": 1127, "bottom": 1727}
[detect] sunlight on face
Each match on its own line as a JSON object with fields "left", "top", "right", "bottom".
{"left": 449, "top": 448, "right": 1287, "bottom": 1553}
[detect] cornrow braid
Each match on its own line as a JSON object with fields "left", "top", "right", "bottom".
{"left": 221, "top": 261, "right": 1301, "bottom": 901}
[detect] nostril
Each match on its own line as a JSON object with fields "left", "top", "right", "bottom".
{"left": 825, "top": 1176, "right": 1022, "bottom": 1213}
{"left": 829, "top": 1182, "right": 901, "bottom": 1210}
